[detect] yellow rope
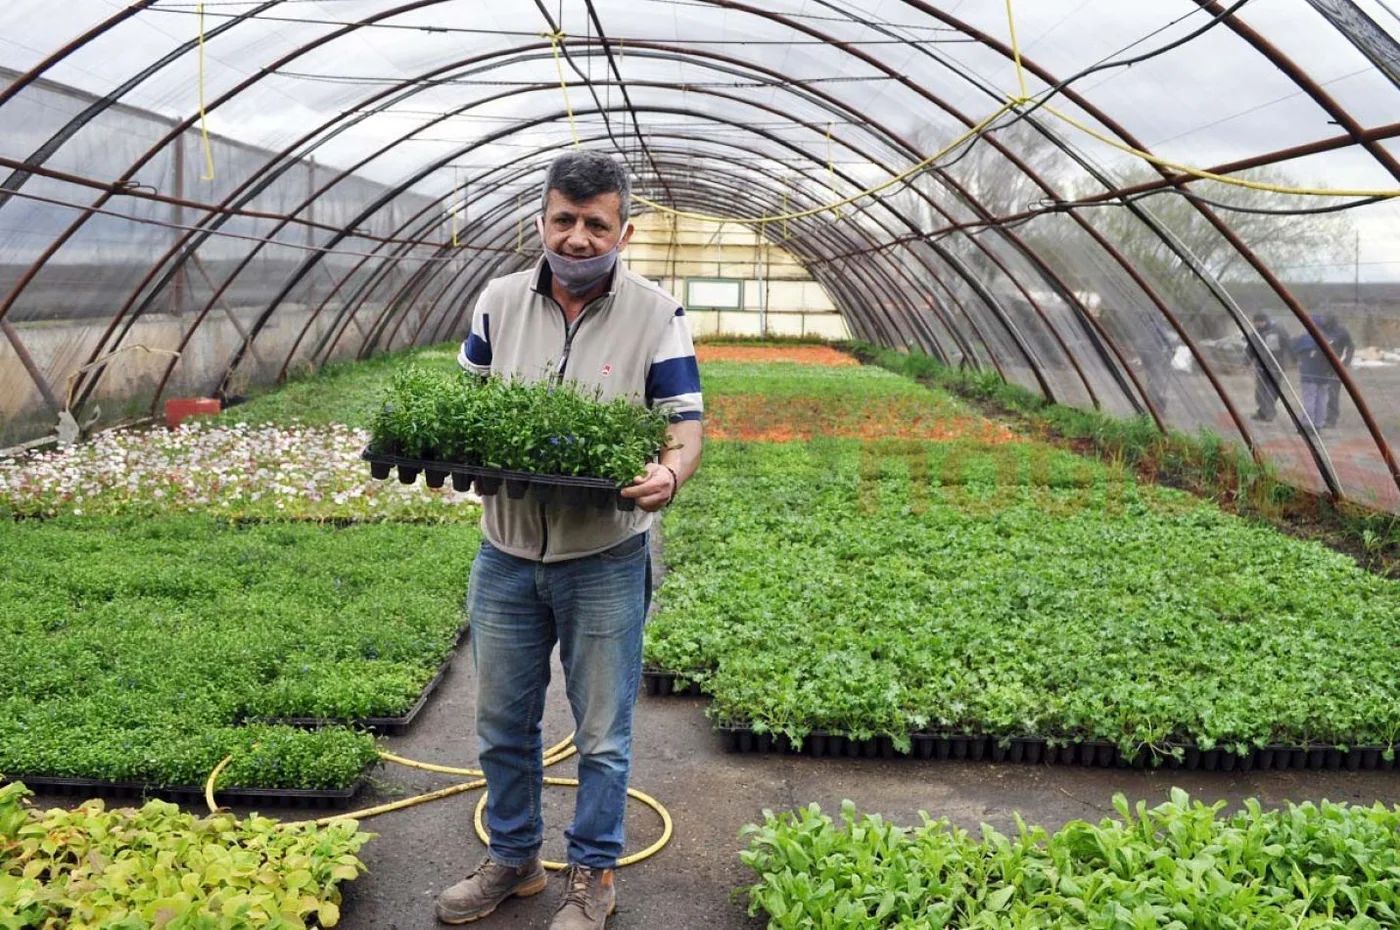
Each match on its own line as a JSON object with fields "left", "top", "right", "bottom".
{"left": 206, "top": 734, "right": 673, "bottom": 871}
{"left": 632, "top": 102, "right": 1013, "bottom": 225}
{"left": 1041, "top": 104, "right": 1400, "bottom": 199}
{"left": 826, "top": 123, "right": 842, "bottom": 219}
{"left": 533, "top": 0, "right": 1395, "bottom": 229}
{"left": 1005, "top": 0, "right": 1032, "bottom": 104}
{"left": 543, "top": 31, "right": 582, "bottom": 149}
{"left": 197, "top": 2, "right": 216, "bottom": 181}
{"left": 451, "top": 169, "right": 461, "bottom": 248}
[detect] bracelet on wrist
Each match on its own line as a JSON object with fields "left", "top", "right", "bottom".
{"left": 661, "top": 464, "right": 680, "bottom": 506}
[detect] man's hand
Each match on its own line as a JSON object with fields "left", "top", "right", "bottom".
{"left": 621, "top": 462, "right": 677, "bottom": 513}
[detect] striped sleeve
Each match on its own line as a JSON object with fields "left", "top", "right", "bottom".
{"left": 645, "top": 307, "right": 703, "bottom": 423}
{"left": 457, "top": 293, "right": 492, "bottom": 376}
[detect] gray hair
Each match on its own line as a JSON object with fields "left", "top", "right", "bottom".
{"left": 540, "top": 150, "right": 631, "bottom": 224}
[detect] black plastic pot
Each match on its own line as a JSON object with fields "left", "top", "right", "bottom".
{"left": 398, "top": 466, "right": 420, "bottom": 484}
{"left": 452, "top": 472, "right": 472, "bottom": 493}
{"left": 370, "top": 462, "right": 392, "bottom": 480}
{"left": 425, "top": 469, "right": 449, "bottom": 490}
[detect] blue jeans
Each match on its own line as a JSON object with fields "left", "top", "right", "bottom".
{"left": 469, "top": 533, "right": 651, "bottom": 870}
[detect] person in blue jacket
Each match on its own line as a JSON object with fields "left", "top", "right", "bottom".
{"left": 1292, "top": 323, "right": 1336, "bottom": 429}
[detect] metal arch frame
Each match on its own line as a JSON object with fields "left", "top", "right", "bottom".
{"left": 348, "top": 141, "right": 973, "bottom": 365}
{"left": 877, "top": 0, "right": 1391, "bottom": 494}
{"left": 212, "top": 100, "right": 1053, "bottom": 401}
{"left": 396, "top": 146, "right": 983, "bottom": 363}
{"left": 353, "top": 148, "right": 948, "bottom": 365}
{"left": 1, "top": 0, "right": 1393, "bottom": 498}
{"left": 73, "top": 47, "right": 951, "bottom": 412}
{"left": 229, "top": 76, "right": 1019, "bottom": 383}
{"left": 32, "top": 32, "right": 1149, "bottom": 431}
{"left": 33, "top": 34, "right": 1130, "bottom": 426}
{"left": 394, "top": 141, "right": 994, "bottom": 368}
{"left": 269, "top": 126, "right": 952, "bottom": 381}
{"left": 306, "top": 114, "right": 1026, "bottom": 377}
{"left": 676, "top": 1, "right": 1248, "bottom": 452}
{"left": 325, "top": 150, "right": 928, "bottom": 367}
{"left": 203, "top": 133, "right": 934, "bottom": 390}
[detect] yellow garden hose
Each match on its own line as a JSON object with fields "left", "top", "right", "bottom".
{"left": 205, "top": 732, "right": 673, "bottom": 871}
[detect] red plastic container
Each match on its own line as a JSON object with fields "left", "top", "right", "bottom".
{"left": 164, "top": 397, "right": 221, "bottom": 428}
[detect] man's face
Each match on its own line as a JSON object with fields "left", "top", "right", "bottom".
{"left": 541, "top": 190, "right": 634, "bottom": 258}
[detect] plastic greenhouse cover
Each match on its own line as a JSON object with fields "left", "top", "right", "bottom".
{"left": 0, "top": 0, "right": 1397, "bottom": 508}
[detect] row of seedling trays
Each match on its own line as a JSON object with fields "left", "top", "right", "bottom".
{"left": 716, "top": 724, "right": 1398, "bottom": 771}
{"left": 364, "top": 449, "right": 637, "bottom": 511}
{"left": 645, "top": 669, "right": 1396, "bottom": 772}
{"left": 9, "top": 627, "right": 472, "bottom": 809}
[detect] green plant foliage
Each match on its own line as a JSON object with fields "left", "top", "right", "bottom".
{"left": 853, "top": 343, "right": 1302, "bottom": 517}
{"left": 213, "top": 344, "right": 461, "bottom": 429}
{"left": 0, "top": 781, "right": 371, "bottom": 928}
{"left": 0, "top": 516, "right": 478, "bottom": 789}
{"left": 370, "top": 365, "right": 672, "bottom": 484}
{"left": 740, "top": 790, "right": 1400, "bottom": 930}
{"left": 646, "top": 438, "right": 1400, "bottom": 756}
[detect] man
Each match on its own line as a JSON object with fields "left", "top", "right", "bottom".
{"left": 437, "top": 150, "right": 704, "bottom": 929}
{"left": 1319, "top": 314, "right": 1354, "bottom": 429}
{"left": 1249, "top": 312, "right": 1291, "bottom": 423}
{"left": 1292, "top": 323, "right": 1332, "bottom": 431}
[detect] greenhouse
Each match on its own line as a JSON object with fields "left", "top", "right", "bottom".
{"left": 2, "top": 1, "right": 1400, "bottom": 928}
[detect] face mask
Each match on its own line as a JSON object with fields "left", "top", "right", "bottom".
{"left": 537, "top": 217, "right": 621, "bottom": 296}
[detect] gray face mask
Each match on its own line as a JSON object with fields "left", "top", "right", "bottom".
{"left": 537, "top": 217, "right": 622, "bottom": 296}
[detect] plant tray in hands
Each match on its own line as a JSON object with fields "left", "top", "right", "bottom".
{"left": 362, "top": 448, "right": 638, "bottom": 511}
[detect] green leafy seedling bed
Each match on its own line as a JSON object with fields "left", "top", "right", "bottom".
{"left": 246, "top": 622, "right": 470, "bottom": 736}
{"left": 0, "top": 781, "right": 371, "bottom": 928}
{"left": 0, "top": 516, "right": 477, "bottom": 791}
{"left": 741, "top": 791, "right": 1400, "bottom": 929}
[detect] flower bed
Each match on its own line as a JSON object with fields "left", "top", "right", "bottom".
{"left": 0, "top": 781, "right": 371, "bottom": 928}
{"left": 0, "top": 516, "right": 477, "bottom": 790}
{"left": 0, "top": 422, "right": 477, "bottom": 523}
{"left": 741, "top": 791, "right": 1400, "bottom": 929}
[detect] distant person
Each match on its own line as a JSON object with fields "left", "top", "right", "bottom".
{"left": 1249, "top": 312, "right": 1291, "bottom": 423}
{"left": 1319, "top": 314, "right": 1354, "bottom": 429}
{"left": 1141, "top": 314, "right": 1178, "bottom": 415}
{"left": 1292, "top": 325, "right": 1332, "bottom": 430}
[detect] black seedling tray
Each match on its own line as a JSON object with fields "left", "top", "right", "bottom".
{"left": 251, "top": 624, "right": 470, "bottom": 736}
{"left": 716, "top": 724, "right": 1398, "bottom": 773}
{"left": 642, "top": 668, "right": 705, "bottom": 697}
{"left": 4, "top": 773, "right": 369, "bottom": 810}
{"left": 363, "top": 448, "right": 636, "bottom": 512}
